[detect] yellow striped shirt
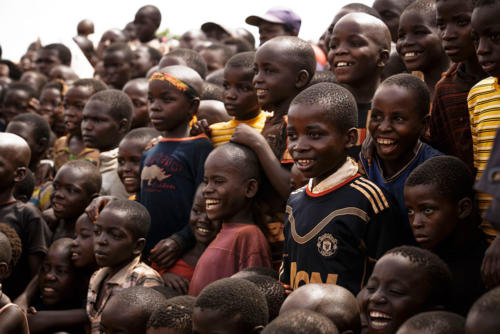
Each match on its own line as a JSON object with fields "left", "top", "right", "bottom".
{"left": 468, "top": 76, "right": 500, "bottom": 239}
{"left": 209, "top": 111, "right": 270, "bottom": 147}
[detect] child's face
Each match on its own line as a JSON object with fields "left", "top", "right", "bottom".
{"left": 148, "top": 80, "right": 194, "bottom": 133}
{"left": 117, "top": 138, "right": 144, "bottom": 194}
{"left": 258, "top": 22, "right": 288, "bottom": 46}
{"left": 404, "top": 183, "right": 458, "bottom": 251}
{"left": 93, "top": 208, "right": 140, "bottom": 269}
{"left": 51, "top": 166, "right": 93, "bottom": 220}
{"left": 123, "top": 82, "right": 149, "bottom": 128}
{"left": 200, "top": 49, "right": 226, "bottom": 74}
{"left": 0, "top": 147, "right": 21, "bottom": 190}
{"left": 72, "top": 214, "right": 96, "bottom": 268}
{"left": 358, "top": 253, "right": 431, "bottom": 334}
{"left": 202, "top": 151, "right": 254, "bottom": 222}
{"left": 134, "top": 12, "right": 157, "bottom": 43}
{"left": 373, "top": 0, "right": 408, "bottom": 43}
{"left": 254, "top": 44, "right": 299, "bottom": 110}
{"left": 132, "top": 46, "right": 154, "bottom": 78}
{"left": 223, "top": 67, "right": 259, "bottom": 120}
{"left": 287, "top": 103, "right": 351, "bottom": 184}
{"left": 397, "top": 10, "right": 446, "bottom": 73}
{"left": 329, "top": 17, "right": 385, "bottom": 86}
{"left": 39, "top": 87, "right": 62, "bottom": 126}
{"left": 471, "top": 3, "right": 500, "bottom": 77}
{"left": 436, "top": 0, "right": 475, "bottom": 64}
{"left": 189, "top": 190, "right": 221, "bottom": 245}
{"left": 192, "top": 307, "right": 248, "bottom": 334}
{"left": 369, "top": 85, "right": 426, "bottom": 163}
{"left": 2, "top": 89, "right": 30, "bottom": 123}
{"left": 63, "top": 86, "right": 93, "bottom": 135}
{"left": 35, "top": 49, "right": 61, "bottom": 76}
{"left": 82, "top": 100, "right": 123, "bottom": 151}
{"left": 103, "top": 50, "right": 131, "bottom": 89}
{"left": 39, "top": 245, "right": 77, "bottom": 306}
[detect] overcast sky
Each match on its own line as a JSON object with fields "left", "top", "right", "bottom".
{"left": 0, "top": 0, "right": 373, "bottom": 62}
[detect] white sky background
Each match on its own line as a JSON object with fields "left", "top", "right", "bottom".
{"left": 0, "top": 0, "right": 373, "bottom": 62}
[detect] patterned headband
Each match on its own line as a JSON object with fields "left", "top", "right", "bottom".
{"left": 149, "top": 72, "right": 190, "bottom": 92}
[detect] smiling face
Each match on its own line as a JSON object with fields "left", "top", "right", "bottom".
{"left": 39, "top": 241, "right": 77, "bottom": 307}
{"left": 369, "top": 84, "right": 426, "bottom": 167}
{"left": 223, "top": 66, "right": 260, "bottom": 120}
{"left": 471, "top": 2, "right": 500, "bottom": 77}
{"left": 436, "top": 0, "right": 475, "bottom": 64}
{"left": 359, "top": 254, "right": 431, "bottom": 334}
{"left": 72, "top": 214, "right": 96, "bottom": 268}
{"left": 63, "top": 85, "right": 93, "bottom": 136}
{"left": 117, "top": 137, "right": 144, "bottom": 194}
{"left": 253, "top": 42, "right": 300, "bottom": 110}
{"left": 81, "top": 100, "right": 123, "bottom": 151}
{"left": 397, "top": 10, "right": 446, "bottom": 73}
{"left": 147, "top": 80, "right": 194, "bottom": 134}
{"left": 328, "top": 16, "right": 386, "bottom": 87}
{"left": 93, "top": 208, "right": 141, "bottom": 270}
{"left": 287, "top": 103, "right": 351, "bottom": 186}
{"left": 404, "top": 183, "right": 459, "bottom": 250}
{"left": 189, "top": 188, "right": 221, "bottom": 245}
{"left": 51, "top": 166, "right": 93, "bottom": 220}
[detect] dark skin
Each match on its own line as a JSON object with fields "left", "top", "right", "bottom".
{"left": 6, "top": 121, "right": 47, "bottom": 174}
{"left": 63, "top": 86, "right": 93, "bottom": 158}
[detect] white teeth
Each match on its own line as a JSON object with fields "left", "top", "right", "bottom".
{"left": 377, "top": 138, "right": 395, "bottom": 145}
{"left": 43, "top": 287, "right": 55, "bottom": 293}
{"left": 336, "top": 61, "right": 351, "bottom": 67}
{"left": 297, "top": 159, "right": 313, "bottom": 166}
{"left": 124, "top": 178, "right": 136, "bottom": 182}
{"left": 405, "top": 52, "right": 417, "bottom": 57}
{"left": 205, "top": 199, "right": 220, "bottom": 209}
{"left": 370, "top": 311, "right": 392, "bottom": 319}
{"left": 197, "top": 227, "right": 210, "bottom": 233}
{"left": 256, "top": 89, "right": 267, "bottom": 95}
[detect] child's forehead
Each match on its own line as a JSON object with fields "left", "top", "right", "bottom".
{"left": 333, "top": 14, "right": 390, "bottom": 47}
{"left": 119, "top": 136, "right": 145, "bottom": 152}
{"left": 400, "top": 9, "right": 435, "bottom": 28}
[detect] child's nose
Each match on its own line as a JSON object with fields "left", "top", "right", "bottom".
{"left": 369, "top": 289, "right": 387, "bottom": 304}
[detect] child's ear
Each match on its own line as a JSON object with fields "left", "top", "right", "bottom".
{"left": 295, "top": 69, "right": 310, "bottom": 89}
{"left": 344, "top": 127, "right": 358, "bottom": 149}
{"left": 377, "top": 48, "right": 390, "bottom": 68}
{"left": 457, "top": 197, "right": 473, "bottom": 220}
{"left": 133, "top": 237, "right": 146, "bottom": 256}
{"left": 0, "top": 261, "right": 9, "bottom": 278}
{"left": 14, "top": 166, "right": 27, "bottom": 183}
{"left": 245, "top": 178, "right": 259, "bottom": 199}
{"left": 251, "top": 325, "right": 264, "bottom": 334}
{"left": 190, "top": 97, "right": 201, "bottom": 116}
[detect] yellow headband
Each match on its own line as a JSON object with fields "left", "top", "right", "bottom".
{"left": 149, "top": 72, "right": 189, "bottom": 92}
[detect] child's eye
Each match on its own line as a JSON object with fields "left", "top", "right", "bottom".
{"left": 287, "top": 131, "right": 297, "bottom": 141}
{"left": 94, "top": 229, "right": 101, "bottom": 236}
{"left": 308, "top": 132, "right": 322, "bottom": 139}
{"left": 424, "top": 207, "right": 434, "bottom": 215}
{"left": 407, "top": 208, "right": 415, "bottom": 216}
{"left": 394, "top": 116, "right": 405, "bottom": 122}
{"left": 457, "top": 18, "right": 470, "bottom": 27}
{"left": 490, "top": 32, "right": 500, "bottom": 42}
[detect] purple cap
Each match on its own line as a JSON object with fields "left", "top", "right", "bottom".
{"left": 245, "top": 7, "right": 301, "bottom": 33}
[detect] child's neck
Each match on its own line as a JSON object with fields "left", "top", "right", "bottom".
{"left": 235, "top": 109, "right": 261, "bottom": 122}
{"left": 345, "top": 77, "right": 380, "bottom": 104}
{"left": 223, "top": 203, "right": 254, "bottom": 225}
{"left": 106, "top": 256, "right": 137, "bottom": 278}
{"left": 379, "top": 141, "right": 419, "bottom": 178}
{"left": 271, "top": 96, "right": 295, "bottom": 118}
{"left": 422, "top": 58, "right": 450, "bottom": 99}
{"left": 463, "top": 56, "right": 487, "bottom": 81}
{"left": 161, "top": 122, "right": 191, "bottom": 139}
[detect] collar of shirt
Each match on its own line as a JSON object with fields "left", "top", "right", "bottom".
{"left": 308, "top": 157, "right": 359, "bottom": 194}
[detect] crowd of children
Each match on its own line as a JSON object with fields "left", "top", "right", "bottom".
{"left": 2, "top": 0, "right": 500, "bottom": 332}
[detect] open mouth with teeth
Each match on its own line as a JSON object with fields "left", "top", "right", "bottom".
{"left": 369, "top": 311, "right": 392, "bottom": 329}
{"left": 294, "top": 158, "right": 315, "bottom": 172}
{"left": 335, "top": 61, "right": 354, "bottom": 68}
{"left": 255, "top": 89, "right": 268, "bottom": 98}
{"left": 205, "top": 199, "right": 221, "bottom": 210}
{"left": 403, "top": 52, "right": 421, "bottom": 60}
{"left": 375, "top": 137, "right": 398, "bottom": 156}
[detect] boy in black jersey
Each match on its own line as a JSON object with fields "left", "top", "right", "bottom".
{"left": 280, "top": 82, "right": 405, "bottom": 295}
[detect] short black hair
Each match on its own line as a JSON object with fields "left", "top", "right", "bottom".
{"left": 11, "top": 113, "right": 50, "bottom": 148}
{"left": 42, "top": 81, "right": 65, "bottom": 95}
{"left": 343, "top": 3, "right": 383, "bottom": 19}
{"left": 225, "top": 51, "right": 256, "bottom": 80}
{"left": 244, "top": 275, "right": 286, "bottom": 321}
{"left": 59, "top": 160, "right": 102, "bottom": 196}
{"left": 106, "top": 286, "right": 165, "bottom": 327}
{"left": 399, "top": 311, "right": 465, "bottom": 334}
{"left": 405, "top": 156, "right": 474, "bottom": 202}
{"left": 261, "top": 37, "right": 316, "bottom": 83}
{"left": 210, "top": 143, "right": 261, "bottom": 182}
{"left": 147, "top": 301, "right": 192, "bottom": 333}
{"left": 379, "top": 73, "right": 430, "bottom": 118}
{"left": 0, "top": 223, "right": 22, "bottom": 273}
{"left": 262, "top": 309, "right": 339, "bottom": 334}
{"left": 104, "top": 199, "right": 151, "bottom": 240}
{"left": 121, "top": 127, "right": 160, "bottom": 149}
{"left": 205, "top": 68, "right": 225, "bottom": 87}
{"left": 72, "top": 78, "right": 108, "bottom": 95}
{"left": 87, "top": 89, "right": 133, "bottom": 127}
{"left": 205, "top": 43, "right": 235, "bottom": 65}
{"left": 404, "top": 0, "right": 438, "bottom": 26}
{"left": 468, "top": 286, "right": 500, "bottom": 318}
{"left": 0, "top": 60, "right": 22, "bottom": 80}
{"left": 137, "top": 5, "right": 162, "bottom": 28}
{"left": 195, "top": 278, "right": 269, "bottom": 331}
{"left": 201, "top": 82, "right": 224, "bottom": 101}
{"left": 475, "top": 0, "right": 500, "bottom": 7}
{"left": 150, "top": 285, "right": 182, "bottom": 299}
{"left": 168, "top": 295, "right": 196, "bottom": 308}
{"left": 238, "top": 266, "right": 280, "bottom": 280}
{"left": 163, "top": 48, "right": 208, "bottom": 79}
{"left": 13, "top": 168, "right": 35, "bottom": 202}
{"left": 386, "top": 246, "right": 452, "bottom": 307}
{"left": 104, "top": 42, "right": 133, "bottom": 63}
{"left": 43, "top": 43, "right": 72, "bottom": 65}
{"left": 7, "top": 82, "right": 37, "bottom": 100}
{"left": 291, "top": 82, "right": 358, "bottom": 133}
{"left": 309, "top": 70, "right": 338, "bottom": 86}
